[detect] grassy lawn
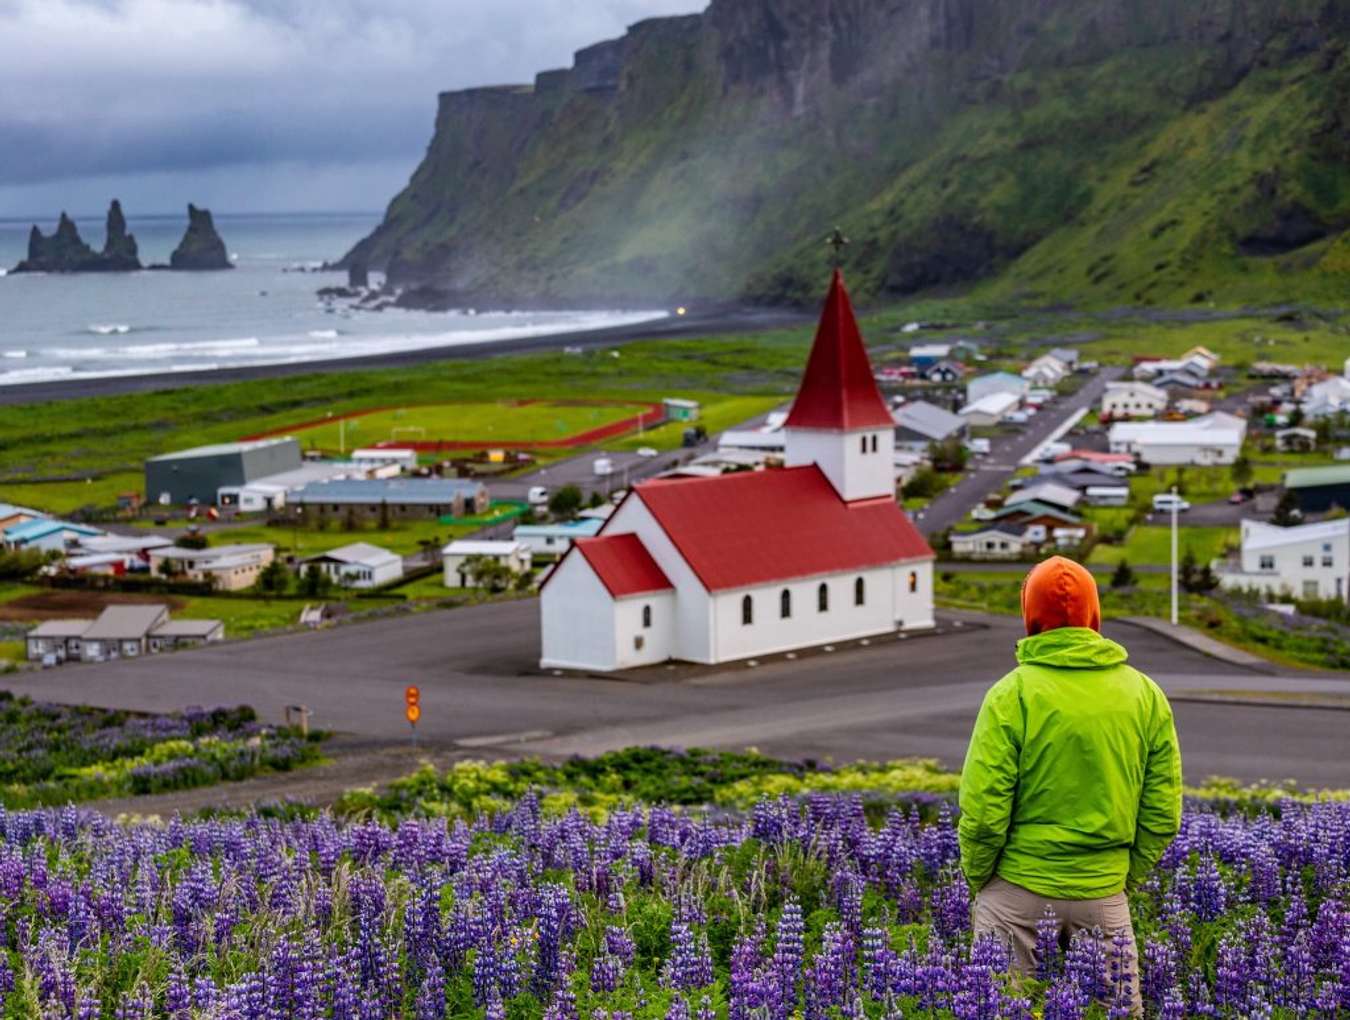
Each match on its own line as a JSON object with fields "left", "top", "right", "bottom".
{"left": 1088, "top": 525, "right": 1238, "bottom": 567}
{"left": 285, "top": 399, "right": 655, "bottom": 453}
{"left": 606, "top": 395, "right": 785, "bottom": 452}
{"left": 0, "top": 472, "right": 142, "bottom": 516}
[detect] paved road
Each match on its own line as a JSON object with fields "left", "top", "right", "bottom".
{"left": 918, "top": 368, "right": 1124, "bottom": 536}
{"left": 7, "top": 599, "right": 1349, "bottom": 786}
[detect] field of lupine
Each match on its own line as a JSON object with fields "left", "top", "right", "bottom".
{"left": 0, "top": 694, "right": 322, "bottom": 807}
{"left": 0, "top": 751, "right": 1347, "bottom": 1017}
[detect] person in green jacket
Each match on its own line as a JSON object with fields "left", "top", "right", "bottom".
{"left": 958, "top": 556, "right": 1182, "bottom": 1014}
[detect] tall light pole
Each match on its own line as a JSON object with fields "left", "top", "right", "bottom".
{"left": 1170, "top": 484, "right": 1179, "bottom": 625}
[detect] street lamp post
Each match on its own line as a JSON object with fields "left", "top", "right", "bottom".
{"left": 1170, "top": 483, "right": 1179, "bottom": 626}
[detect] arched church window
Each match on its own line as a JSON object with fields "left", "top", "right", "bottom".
{"left": 742, "top": 595, "right": 753, "bottom": 626}
{"left": 908, "top": 571, "right": 918, "bottom": 594}
{"left": 780, "top": 589, "right": 792, "bottom": 619}
{"left": 854, "top": 577, "right": 865, "bottom": 605}
{"left": 642, "top": 605, "right": 652, "bottom": 629}
{"left": 818, "top": 583, "right": 829, "bottom": 612}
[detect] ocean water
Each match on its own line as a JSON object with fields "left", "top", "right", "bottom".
{"left": 0, "top": 212, "right": 665, "bottom": 387}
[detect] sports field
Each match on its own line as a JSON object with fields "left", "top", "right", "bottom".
{"left": 262, "top": 399, "right": 662, "bottom": 452}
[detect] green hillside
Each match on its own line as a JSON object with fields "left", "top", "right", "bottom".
{"left": 344, "top": 0, "right": 1350, "bottom": 310}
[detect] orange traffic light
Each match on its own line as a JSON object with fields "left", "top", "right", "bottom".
{"left": 404, "top": 685, "right": 420, "bottom": 707}
{"left": 405, "top": 703, "right": 421, "bottom": 725}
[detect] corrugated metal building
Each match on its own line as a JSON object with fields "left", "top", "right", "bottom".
{"left": 145, "top": 438, "right": 302, "bottom": 505}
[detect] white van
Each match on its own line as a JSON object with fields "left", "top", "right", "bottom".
{"left": 593, "top": 458, "right": 614, "bottom": 477}
{"left": 1151, "top": 493, "right": 1191, "bottom": 513}
{"left": 527, "top": 486, "right": 549, "bottom": 507}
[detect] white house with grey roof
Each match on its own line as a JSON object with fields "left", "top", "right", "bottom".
{"left": 27, "top": 604, "right": 224, "bottom": 664}
{"left": 302, "top": 542, "right": 403, "bottom": 589}
{"left": 1217, "top": 518, "right": 1349, "bottom": 602}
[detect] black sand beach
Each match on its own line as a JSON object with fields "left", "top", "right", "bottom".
{"left": 0, "top": 307, "right": 809, "bottom": 406}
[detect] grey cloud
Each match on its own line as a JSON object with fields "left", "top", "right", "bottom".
{"left": 0, "top": 0, "right": 702, "bottom": 210}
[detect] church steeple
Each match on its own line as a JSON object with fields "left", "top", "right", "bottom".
{"left": 785, "top": 270, "right": 894, "bottom": 431}
{"left": 784, "top": 270, "right": 895, "bottom": 502}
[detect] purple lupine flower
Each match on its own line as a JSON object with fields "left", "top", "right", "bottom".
{"left": 1035, "top": 907, "right": 1062, "bottom": 981}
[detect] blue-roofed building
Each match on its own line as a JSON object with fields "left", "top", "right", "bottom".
{"left": 3, "top": 519, "right": 104, "bottom": 553}
{"left": 290, "top": 477, "right": 489, "bottom": 523}
{"left": 966, "top": 371, "right": 1030, "bottom": 407}
{"left": 513, "top": 518, "right": 605, "bottom": 559}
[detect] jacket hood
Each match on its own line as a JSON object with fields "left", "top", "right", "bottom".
{"left": 1016, "top": 626, "right": 1129, "bottom": 669}
{"left": 1021, "top": 556, "right": 1101, "bottom": 635}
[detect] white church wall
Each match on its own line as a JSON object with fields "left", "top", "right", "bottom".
{"left": 539, "top": 553, "right": 617, "bottom": 671}
{"left": 710, "top": 566, "right": 897, "bottom": 663}
{"left": 614, "top": 591, "right": 676, "bottom": 669}
{"left": 605, "top": 497, "right": 715, "bottom": 662}
{"left": 892, "top": 559, "right": 936, "bottom": 630}
{"left": 785, "top": 428, "right": 895, "bottom": 502}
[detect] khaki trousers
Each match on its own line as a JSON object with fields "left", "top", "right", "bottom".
{"left": 972, "top": 876, "right": 1142, "bottom": 1016}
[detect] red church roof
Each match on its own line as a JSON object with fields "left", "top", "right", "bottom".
{"left": 631, "top": 466, "right": 932, "bottom": 592}
{"left": 784, "top": 270, "right": 894, "bottom": 431}
{"left": 573, "top": 533, "right": 674, "bottom": 597}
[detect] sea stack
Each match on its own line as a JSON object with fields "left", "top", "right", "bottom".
{"left": 169, "top": 204, "right": 233, "bottom": 270}
{"left": 11, "top": 201, "right": 144, "bottom": 272}
{"left": 13, "top": 213, "right": 98, "bottom": 272}
{"left": 100, "top": 200, "right": 141, "bottom": 270}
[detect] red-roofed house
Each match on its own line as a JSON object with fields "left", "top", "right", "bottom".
{"left": 540, "top": 272, "right": 936, "bottom": 671}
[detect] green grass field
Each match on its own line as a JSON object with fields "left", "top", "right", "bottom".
{"left": 284, "top": 399, "right": 656, "bottom": 453}
{"left": 1088, "top": 525, "right": 1238, "bottom": 567}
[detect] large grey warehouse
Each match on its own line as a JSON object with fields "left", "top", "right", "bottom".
{"left": 145, "top": 438, "right": 302, "bottom": 505}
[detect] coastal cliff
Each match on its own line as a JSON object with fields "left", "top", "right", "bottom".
{"left": 343, "top": 0, "right": 1350, "bottom": 308}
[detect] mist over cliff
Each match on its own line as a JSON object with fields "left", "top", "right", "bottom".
{"left": 342, "top": 0, "right": 1350, "bottom": 309}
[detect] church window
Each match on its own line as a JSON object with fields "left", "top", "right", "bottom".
{"left": 780, "top": 589, "right": 792, "bottom": 619}
{"left": 742, "top": 595, "right": 754, "bottom": 626}
{"left": 870, "top": 434, "right": 879, "bottom": 453}
{"left": 860, "top": 435, "right": 868, "bottom": 454}
{"left": 818, "top": 583, "right": 829, "bottom": 612}
{"left": 908, "top": 571, "right": 919, "bottom": 594}
{"left": 854, "top": 577, "right": 865, "bottom": 605}
{"left": 642, "top": 605, "right": 652, "bottom": 629}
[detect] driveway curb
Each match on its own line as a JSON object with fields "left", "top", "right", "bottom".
{"left": 1115, "top": 616, "right": 1272, "bottom": 672}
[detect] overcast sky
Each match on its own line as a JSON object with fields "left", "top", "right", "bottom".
{"left": 0, "top": 0, "right": 702, "bottom": 218}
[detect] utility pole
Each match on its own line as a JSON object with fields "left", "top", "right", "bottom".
{"left": 1170, "top": 484, "right": 1179, "bottom": 626}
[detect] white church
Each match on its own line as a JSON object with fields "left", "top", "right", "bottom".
{"left": 539, "top": 270, "right": 936, "bottom": 671}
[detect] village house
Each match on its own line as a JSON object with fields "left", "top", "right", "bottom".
{"left": 26, "top": 604, "right": 223, "bottom": 664}
{"left": 149, "top": 543, "right": 275, "bottom": 591}
{"left": 3, "top": 519, "right": 104, "bottom": 553}
{"left": 1021, "top": 355, "right": 1069, "bottom": 387}
{"left": 893, "top": 400, "right": 967, "bottom": 453}
{"left": 0, "top": 503, "right": 42, "bottom": 534}
{"left": 1217, "top": 518, "right": 1348, "bottom": 602}
{"left": 514, "top": 519, "right": 606, "bottom": 559}
{"left": 965, "top": 372, "right": 1029, "bottom": 407}
{"left": 443, "top": 540, "right": 533, "bottom": 587}
{"left": 959, "top": 391, "right": 1021, "bottom": 428}
{"left": 302, "top": 542, "right": 404, "bottom": 589}
{"left": 950, "top": 525, "right": 1033, "bottom": 560}
{"left": 539, "top": 271, "right": 935, "bottom": 672}
{"left": 1108, "top": 412, "right": 1246, "bottom": 466}
{"left": 1101, "top": 381, "right": 1168, "bottom": 419}
{"left": 290, "top": 477, "right": 490, "bottom": 523}
{"left": 923, "top": 360, "right": 964, "bottom": 384}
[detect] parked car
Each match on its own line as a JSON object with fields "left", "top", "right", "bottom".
{"left": 527, "top": 486, "right": 549, "bottom": 507}
{"left": 1152, "top": 493, "right": 1192, "bottom": 513}
{"left": 593, "top": 458, "right": 614, "bottom": 477}
{"left": 966, "top": 438, "right": 992, "bottom": 456}
{"left": 1228, "top": 491, "right": 1248, "bottom": 505}
{"left": 971, "top": 504, "right": 997, "bottom": 521}
{"left": 636, "top": 447, "right": 658, "bottom": 458}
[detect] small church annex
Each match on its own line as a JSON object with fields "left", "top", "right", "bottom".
{"left": 539, "top": 271, "right": 936, "bottom": 671}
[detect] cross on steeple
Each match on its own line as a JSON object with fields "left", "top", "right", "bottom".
{"left": 825, "top": 227, "right": 850, "bottom": 267}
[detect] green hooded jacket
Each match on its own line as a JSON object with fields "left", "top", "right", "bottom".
{"left": 958, "top": 626, "right": 1182, "bottom": 899}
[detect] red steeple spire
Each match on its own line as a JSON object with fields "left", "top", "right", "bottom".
{"left": 785, "top": 269, "right": 893, "bottom": 431}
